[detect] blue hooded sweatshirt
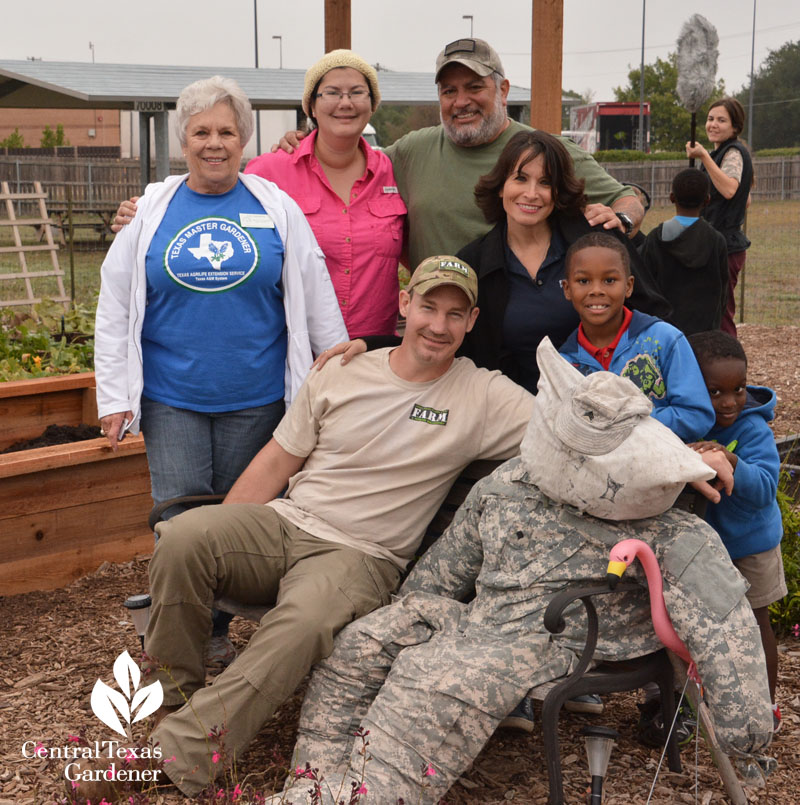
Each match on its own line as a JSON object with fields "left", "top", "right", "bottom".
{"left": 559, "top": 311, "right": 715, "bottom": 442}
{"left": 703, "top": 385, "right": 782, "bottom": 560}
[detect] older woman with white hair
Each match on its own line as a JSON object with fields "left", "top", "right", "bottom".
{"left": 95, "top": 74, "right": 346, "bottom": 530}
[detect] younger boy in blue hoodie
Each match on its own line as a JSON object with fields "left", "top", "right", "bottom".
{"left": 689, "top": 330, "right": 785, "bottom": 732}
{"left": 559, "top": 233, "right": 715, "bottom": 442}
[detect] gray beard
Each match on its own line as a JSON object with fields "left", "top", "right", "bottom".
{"left": 440, "top": 92, "right": 507, "bottom": 146}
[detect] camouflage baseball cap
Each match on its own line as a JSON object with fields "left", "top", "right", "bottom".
{"left": 435, "top": 38, "right": 505, "bottom": 81}
{"left": 407, "top": 255, "right": 478, "bottom": 306}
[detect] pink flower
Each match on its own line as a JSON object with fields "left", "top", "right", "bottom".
{"left": 68, "top": 734, "right": 81, "bottom": 743}
{"left": 71, "top": 781, "right": 79, "bottom": 790}
{"left": 164, "top": 754, "right": 177, "bottom": 763}
{"left": 124, "top": 748, "right": 136, "bottom": 763}
{"left": 216, "top": 789, "right": 225, "bottom": 799}
{"left": 34, "top": 742, "right": 46, "bottom": 757}
{"left": 232, "top": 784, "right": 243, "bottom": 800}
{"left": 423, "top": 763, "right": 436, "bottom": 777}
{"left": 212, "top": 751, "right": 221, "bottom": 764}
{"left": 356, "top": 784, "right": 368, "bottom": 794}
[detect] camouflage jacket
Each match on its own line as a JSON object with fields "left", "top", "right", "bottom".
{"left": 400, "top": 457, "right": 772, "bottom": 754}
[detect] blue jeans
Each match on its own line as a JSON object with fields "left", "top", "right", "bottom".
{"left": 141, "top": 396, "right": 284, "bottom": 638}
{"left": 140, "top": 396, "right": 285, "bottom": 520}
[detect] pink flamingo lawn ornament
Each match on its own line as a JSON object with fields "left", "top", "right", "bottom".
{"left": 606, "top": 538, "right": 699, "bottom": 682}
{"left": 607, "top": 540, "right": 753, "bottom": 805}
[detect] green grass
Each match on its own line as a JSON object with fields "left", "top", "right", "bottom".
{"left": 641, "top": 200, "right": 800, "bottom": 326}
{"left": 0, "top": 214, "right": 106, "bottom": 308}
{"left": 2, "top": 201, "right": 799, "bottom": 325}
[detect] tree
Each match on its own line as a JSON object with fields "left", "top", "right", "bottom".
{"left": 370, "top": 105, "right": 440, "bottom": 147}
{"left": 40, "top": 123, "right": 69, "bottom": 148}
{"left": 736, "top": 40, "right": 800, "bottom": 149}
{"left": 613, "top": 53, "right": 725, "bottom": 152}
{"left": 0, "top": 128, "right": 25, "bottom": 148}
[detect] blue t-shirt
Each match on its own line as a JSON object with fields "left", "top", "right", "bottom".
{"left": 141, "top": 180, "right": 287, "bottom": 412}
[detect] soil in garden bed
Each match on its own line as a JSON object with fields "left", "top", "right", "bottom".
{"left": 0, "top": 423, "right": 102, "bottom": 454}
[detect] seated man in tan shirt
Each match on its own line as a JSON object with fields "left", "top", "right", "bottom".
{"left": 81, "top": 256, "right": 536, "bottom": 801}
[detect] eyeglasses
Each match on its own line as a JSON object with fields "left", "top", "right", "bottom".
{"left": 315, "top": 89, "right": 371, "bottom": 104}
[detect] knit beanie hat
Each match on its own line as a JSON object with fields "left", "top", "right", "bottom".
{"left": 302, "top": 50, "right": 381, "bottom": 117}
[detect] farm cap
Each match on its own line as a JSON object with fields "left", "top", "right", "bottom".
{"left": 407, "top": 256, "right": 478, "bottom": 306}
{"left": 435, "top": 38, "right": 505, "bottom": 81}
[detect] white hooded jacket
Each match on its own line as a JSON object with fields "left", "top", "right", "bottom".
{"left": 94, "top": 173, "right": 348, "bottom": 432}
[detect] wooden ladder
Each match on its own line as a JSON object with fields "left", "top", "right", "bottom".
{"left": 0, "top": 181, "right": 68, "bottom": 308}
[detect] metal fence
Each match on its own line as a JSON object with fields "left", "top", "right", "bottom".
{"left": 601, "top": 156, "right": 800, "bottom": 204}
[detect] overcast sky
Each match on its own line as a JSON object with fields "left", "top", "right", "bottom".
{"left": 5, "top": 1, "right": 799, "bottom": 101}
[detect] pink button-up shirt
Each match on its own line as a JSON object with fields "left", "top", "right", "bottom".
{"left": 245, "top": 131, "right": 407, "bottom": 337}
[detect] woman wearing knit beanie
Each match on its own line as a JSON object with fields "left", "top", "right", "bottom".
{"left": 246, "top": 50, "right": 406, "bottom": 338}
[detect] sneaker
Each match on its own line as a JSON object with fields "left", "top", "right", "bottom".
{"left": 637, "top": 695, "right": 696, "bottom": 748}
{"left": 205, "top": 635, "right": 237, "bottom": 669}
{"left": 499, "top": 696, "right": 535, "bottom": 733}
{"left": 773, "top": 704, "right": 782, "bottom": 734}
{"left": 564, "top": 693, "right": 604, "bottom": 714}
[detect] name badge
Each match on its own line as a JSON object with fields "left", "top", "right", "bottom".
{"left": 239, "top": 213, "right": 275, "bottom": 228}
{"left": 382, "top": 186, "right": 399, "bottom": 194}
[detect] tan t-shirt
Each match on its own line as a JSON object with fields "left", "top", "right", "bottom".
{"left": 268, "top": 348, "right": 534, "bottom": 567}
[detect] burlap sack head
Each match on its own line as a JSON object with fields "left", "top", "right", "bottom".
{"left": 521, "top": 339, "right": 714, "bottom": 520}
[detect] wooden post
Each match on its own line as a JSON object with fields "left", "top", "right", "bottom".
{"left": 324, "top": 0, "right": 351, "bottom": 52}
{"left": 530, "top": 0, "right": 564, "bottom": 134}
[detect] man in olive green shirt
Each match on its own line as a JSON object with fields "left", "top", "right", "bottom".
{"left": 385, "top": 37, "right": 643, "bottom": 268}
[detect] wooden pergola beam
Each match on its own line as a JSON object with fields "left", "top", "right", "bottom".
{"left": 324, "top": 0, "right": 351, "bottom": 51}
{"left": 530, "top": 0, "right": 564, "bottom": 134}
{"left": 320, "top": 0, "right": 565, "bottom": 133}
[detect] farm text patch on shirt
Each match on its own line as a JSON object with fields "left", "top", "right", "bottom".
{"left": 409, "top": 404, "right": 449, "bottom": 426}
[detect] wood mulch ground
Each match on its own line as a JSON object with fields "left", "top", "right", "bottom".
{"left": 0, "top": 324, "right": 798, "bottom": 805}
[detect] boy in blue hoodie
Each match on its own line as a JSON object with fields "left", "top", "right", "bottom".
{"left": 559, "top": 233, "right": 715, "bottom": 442}
{"left": 689, "top": 330, "right": 785, "bottom": 732}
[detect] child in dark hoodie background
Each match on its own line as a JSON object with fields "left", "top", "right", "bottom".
{"left": 689, "top": 330, "right": 785, "bottom": 732}
{"left": 643, "top": 169, "right": 728, "bottom": 335}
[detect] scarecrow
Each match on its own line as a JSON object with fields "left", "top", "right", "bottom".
{"left": 277, "top": 340, "right": 773, "bottom": 804}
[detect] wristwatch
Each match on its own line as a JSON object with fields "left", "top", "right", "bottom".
{"left": 615, "top": 212, "right": 634, "bottom": 235}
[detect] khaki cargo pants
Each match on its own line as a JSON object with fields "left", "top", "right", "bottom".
{"left": 145, "top": 503, "right": 400, "bottom": 797}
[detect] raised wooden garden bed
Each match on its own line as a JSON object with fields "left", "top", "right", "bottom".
{"left": 0, "top": 373, "right": 152, "bottom": 595}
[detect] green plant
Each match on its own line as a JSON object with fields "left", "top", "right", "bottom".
{"left": 754, "top": 147, "right": 800, "bottom": 157}
{"left": 769, "top": 467, "right": 800, "bottom": 635}
{"left": 0, "top": 298, "right": 95, "bottom": 381}
{"left": 41, "top": 123, "right": 69, "bottom": 148}
{"left": 594, "top": 149, "right": 688, "bottom": 162}
{"left": 0, "top": 127, "right": 25, "bottom": 148}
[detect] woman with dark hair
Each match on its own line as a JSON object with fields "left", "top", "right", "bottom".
{"left": 456, "top": 129, "right": 667, "bottom": 392}
{"left": 686, "top": 97, "right": 753, "bottom": 336}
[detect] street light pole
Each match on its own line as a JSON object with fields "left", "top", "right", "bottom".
{"left": 462, "top": 15, "right": 473, "bottom": 37}
{"left": 638, "top": 0, "right": 646, "bottom": 151}
{"left": 273, "top": 35, "right": 283, "bottom": 69}
{"left": 747, "top": 0, "right": 756, "bottom": 148}
{"left": 253, "top": 0, "right": 261, "bottom": 156}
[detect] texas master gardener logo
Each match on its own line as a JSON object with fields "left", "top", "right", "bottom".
{"left": 90, "top": 650, "right": 163, "bottom": 737}
{"left": 165, "top": 217, "right": 259, "bottom": 293}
